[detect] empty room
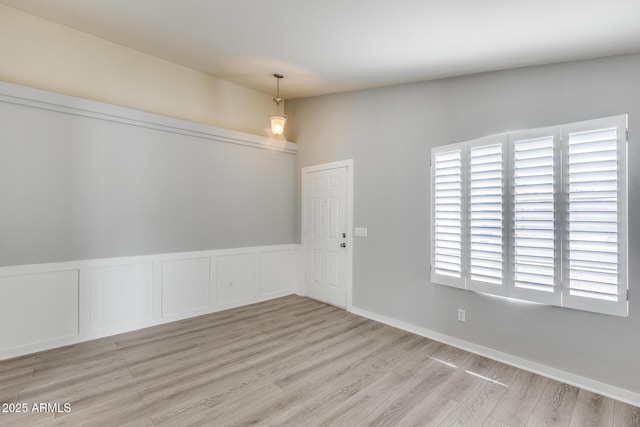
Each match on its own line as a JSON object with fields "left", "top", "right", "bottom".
{"left": 1, "top": 1, "right": 639, "bottom": 426}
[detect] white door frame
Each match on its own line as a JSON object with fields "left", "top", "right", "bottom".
{"left": 301, "top": 159, "right": 354, "bottom": 311}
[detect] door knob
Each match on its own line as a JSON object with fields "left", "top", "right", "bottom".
{"left": 340, "top": 243, "right": 346, "bottom": 248}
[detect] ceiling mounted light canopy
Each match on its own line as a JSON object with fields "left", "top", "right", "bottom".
{"left": 270, "top": 73, "right": 287, "bottom": 135}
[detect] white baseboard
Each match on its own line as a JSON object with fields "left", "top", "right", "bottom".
{"left": 349, "top": 306, "right": 640, "bottom": 407}
{"left": 0, "top": 244, "right": 297, "bottom": 361}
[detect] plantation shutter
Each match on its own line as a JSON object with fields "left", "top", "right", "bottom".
{"left": 431, "top": 144, "right": 465, "bottom": 288}
{"left": 510, "top": 130, "right": 561, "bottom": 305}
{"left": 466, "top": 136, "right": 507, "bottom": 295}
{"left": 562, "top": 116, "right": 628, "bottom": 316}
{"left": 430, "top": 115, "right": 627, "bottom": 317}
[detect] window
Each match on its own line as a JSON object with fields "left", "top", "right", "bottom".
{"left": 430, "top": 116, "right": 628, "bottom": 316}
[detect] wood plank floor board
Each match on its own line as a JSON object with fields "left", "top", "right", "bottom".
{"left": 245, "top": 317, "right": 378, "bottom": 375}
{"left": 34, "top": 337, "right": 117, "bottom": 362}
{"left": 526, "top": 379, "right": 580, "bottom": 426}
{"left": 375, "top": 355, "right": 486, "bottom": 426}
{"left": 394, "top": 391, "right": 458, "bottom": 427}
{"left": 0, "top": 408, "right": 55, "bottom": 427}
{"left": 134, "top": 349, "right": 260, "bottom": 401}
{"left": 282, "top": 332, "right": 427, "bottom": 415}
{"left": 221, "top": 317, "right": 331, "bottom": 354}
{"left": 127, "top": 345, "right": 235, "bottom": 384}
{"left": 313, "top": 371, "right": 410, "bottom": 426}
{"left": 32, "top": 350, "right": 127, "bottom": 382}
{"left": 489, "top": 369, "right": 549, "bottom": 426}
{"left": 270, "top": 335, "right": 382, "bottom": 390}
{"left": 17, "top": 366, "right": 136, "bottom": 408}
{"left": 335, "top": 349, "right": 469, "bottom": 426}
{"left": 39, "top": 390, "right": 146, "bottom": 427}
{"left": 613, "top": 400, "right": 640, "bottom": 426}
{"left": 392, "top": 341, "right": 468, "bottom": 380}
{"left": 253, "top": 402, "right": 319, "bottom": 427}
{"left": 0, "top": 366, "right": 34, "bottom": 396}
{"left": 482, "top": 416, "right": 513, "bottom": 427}
{"left": 147, "top": 376, "right": 278, "bottom": 426}
{"left": 436, "top": 362, "right": 519, "bottom": 426}
{"left": 76, "top": 373, "right": 255, "bottom": 426}
{"left": 0, "top": 354, "right": 35, "bottom": 376}
{"left": 121, "top": 341, "right": 202, "bottom": 367}
{"left": 230, "top": 294, "right": 315, "bottom": 319}
{"left": 152, "top": 382, "right": 285, "bottom": 427}
{"left": 431, "top": 354, "right": 499, "bottom": 404}
{"left": 209, "top": 320, "right": 376, "bottom": 386}
{"left": 569, "top": 389, "right": 615, "bottom": 427}
{"left": 364, "top": 373, "right": 458, "bottom": 426}
{"left": 265, "top": 318, "right": 404, "bottom": 368}
{"left": 0, "top": 295, "right": 638, "bottom": 426}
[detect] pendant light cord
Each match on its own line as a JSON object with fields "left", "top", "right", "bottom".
{"left": 273, "top": 73, "right": 284, "bottom": 115}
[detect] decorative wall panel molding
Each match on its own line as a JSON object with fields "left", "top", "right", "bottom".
{"left": 0, "top": 270, "right": 79, "bottom": 352}
{"left": 90, "top": 262, "right": 153, "bottom": 332}
{"left": 216, "top": 252, "right": 256, "bottom": 307}
{"left": 0, "top": 244, "right": 298, "bottom": 360}
{"left": 161, "top": 257, "right": 210, "bottom": 318}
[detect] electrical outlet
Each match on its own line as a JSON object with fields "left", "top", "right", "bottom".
{"left": 457, "top": 309, "right": 466, "bottom": 322}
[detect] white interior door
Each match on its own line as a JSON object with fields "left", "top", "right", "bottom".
{"left": 304, "top": 166, "right": 348, "bottom": 308}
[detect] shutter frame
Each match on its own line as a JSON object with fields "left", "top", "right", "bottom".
{"left": 431, "top": 143, "right": 466, "bottom": 289}
{"left": 466, "top": 135, "right": 508, "bottom": 296}
{"left": 509, "top": 127, "right": 562, "bottom": 306}
{"left": 561, "top": 115, "right": 628, "bottom": 317}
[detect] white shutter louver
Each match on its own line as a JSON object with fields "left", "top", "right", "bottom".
{"left": 433, "top": 149, "right": 463, "bottom": 281}
{"left": 567, "top": 127, "right": 620, "bottom": 302}
{"left": 512, "top": 136, "right": 556, "bottom": 294}
{"left": 468, "top": 142, "right": 504, "bottom": 288}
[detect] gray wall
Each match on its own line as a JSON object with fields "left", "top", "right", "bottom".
{"left": 0, "top": 96, "right": 296, "bottom": 266}
{"left": 288, "top": 53, "right": 640, "bottom": 393}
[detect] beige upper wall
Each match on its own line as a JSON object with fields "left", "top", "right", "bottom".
{"left": 0, "top": 4, "right": 277, "bottom": 137}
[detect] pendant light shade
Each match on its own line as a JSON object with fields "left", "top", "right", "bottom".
{"left": 270, "top": 74, "right": 287, "bottom": 135}
{"left": 270, "top": 115, "right": 287, "bottom": 135}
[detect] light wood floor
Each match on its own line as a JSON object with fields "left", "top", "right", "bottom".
{"left": 0, "top": 295, "right": 638, "bottom": 426}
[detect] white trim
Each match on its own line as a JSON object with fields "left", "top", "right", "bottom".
{"left": 0, "top": 80, "right": 297, "bottom": 155}
{"left": 301, "top": 159, "right": 354, "bottom": 310}
{"left": 431, "top": 143, "right": 466, "bottom": 289}
{"left": 0, "top": 244, "right": 298, "bottom": 361}
{"left": 508, "top": 126, "right": 562, "bottom": 306}
{"left": 465, "top": 135, "right": 509, "bottom": 296}
{"left": 350, "top": 305, "right": 640, "bottom": 407}
{"left": 560, "top": 115, "right": 628, "bottom": 317}
{"left": 294, "top": 245, "right": 305, "bottom": 296}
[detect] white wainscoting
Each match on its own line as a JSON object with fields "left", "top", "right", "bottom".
{"left": 216, "top": 252, "right": 256, "bottom": 307}
{"left": 90, "top": 262, "right": 153, "bottom": 333}
{"left": 0, "top": 270, "right": 79, "bottom": 352}
{"left": 161, "top": 257, "right": 211, "bottom": 319}
{"left": 0, "top": 244, "right": 298, "bottom": 361}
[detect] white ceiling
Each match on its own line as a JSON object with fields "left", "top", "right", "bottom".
{"left": 2, "top": 0, "right": 640, "bottom": 99}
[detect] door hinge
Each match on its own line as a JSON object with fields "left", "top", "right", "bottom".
{"left": 626, "top": 289, "right": 629, "bottom": 301}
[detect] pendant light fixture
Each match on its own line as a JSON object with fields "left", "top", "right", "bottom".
{"left": 270, "top": 73, "right": 287, "bottom": 135}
